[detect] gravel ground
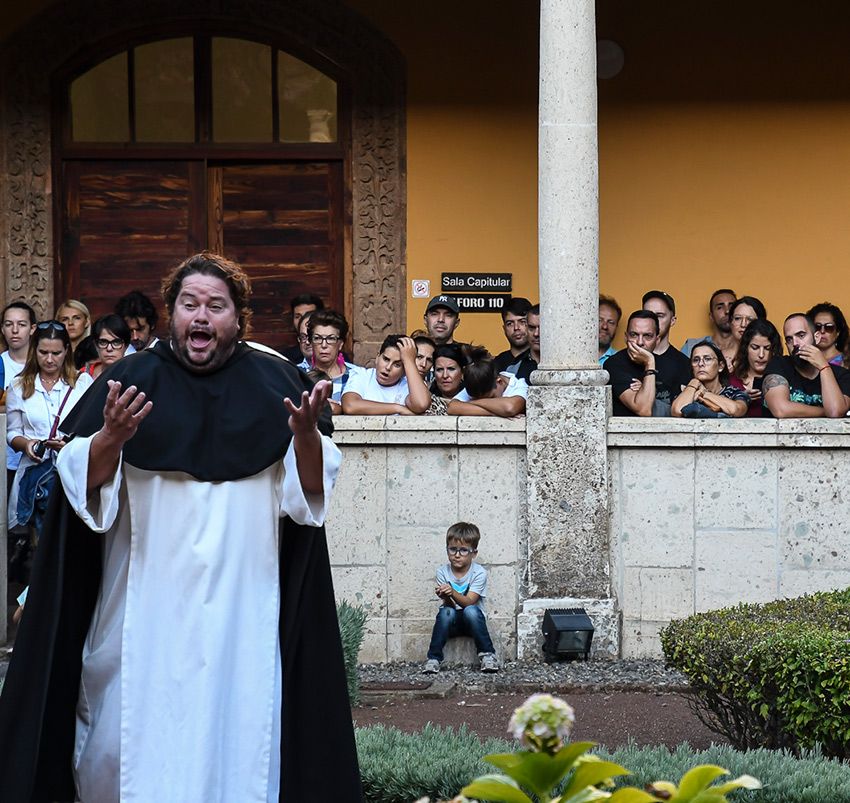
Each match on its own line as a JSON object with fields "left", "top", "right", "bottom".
{"left": 358, "top": 658, "right": 689, "bottom": 694}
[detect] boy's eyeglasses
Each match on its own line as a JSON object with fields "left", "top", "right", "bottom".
{"left": 37, "top": 320, "right": 66, "bottom": 331}
{"left": 447, "top": 546, "right": 476, "bottom": 556}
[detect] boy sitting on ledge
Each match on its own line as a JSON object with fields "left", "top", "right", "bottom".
{"left": 422, "top": 522, "right": 499, "bottom": 674}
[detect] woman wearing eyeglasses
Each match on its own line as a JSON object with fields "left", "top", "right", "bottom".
{"left": 84, "top": 314, "right": 131, "bottom": 380}
{"left": 727, "top": 296, "right": 767, "bottom": 372}
{"left": 806, "top": 302, "right": 848, "bottom": 367}
{"left": 299, "top": 309, "right": 360, "bottom": 414}
{"left": 671, "top": 340, "right": 748, "bottom": 418}
{"left": 6, "top": 321, "right": 93, "bottom": 538}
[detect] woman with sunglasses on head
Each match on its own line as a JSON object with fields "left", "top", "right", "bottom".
{"left": 672, "top": 340, "right": 748, "bottom": 418}
{"left": 299, "top": 309, "right": 360, "bottom": 414}
{"left": 85, "top": 314, "right": 131, "bottom": 380}
{"left": 6, "top": 321, "right": 93, "bottom": 537}
{"left": 806, "top": 302, "right": 848, "bottom": 368}
{"left": 729, "top": 318, "right": 783, "bottom": 416}
{"left": 55, "top": 299, "right": 91, "bottom": 354}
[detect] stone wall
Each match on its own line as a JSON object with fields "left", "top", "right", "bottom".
{"left": 326, "top": 416, "right": 527, "bottom": 663}
{"left": 609, "top": 417, "right": 850, "bottom": 658}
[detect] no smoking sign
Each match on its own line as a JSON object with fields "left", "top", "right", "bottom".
{"left": 411, "top": 279, "right": 430, "bottom": 298}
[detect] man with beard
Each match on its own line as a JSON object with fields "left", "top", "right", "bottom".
{"left": 0, "top": 253, "right": 362, "bottom": 802}
{"left": 507, "top": 303, "right": 540, "bottom": 383}
{"left": 763, "top": 312, "right": 850, "bottom": 418}
{"left": 493, "top": 297, "right": 531, "bottom": 373}
{"left": 598, "top": 294, "right": 621, "bottom": 364}
{"left": 605, "top": 310, "right": 691, "bottom": 416}
{"left": 424, "top": 294, "right": 463, "bottom": 346}
{"left": 115, "top": 289, "right": 159, "bottom": 353}
{"left": 682, "top": 288, "right": 737, "bottom": 359}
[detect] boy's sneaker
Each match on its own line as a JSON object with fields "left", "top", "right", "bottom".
{"left": 479, "top": 652, "right": 499, "bottom": 673}
{"left": 421, "top": 658, "right": 440, "bottom": 674}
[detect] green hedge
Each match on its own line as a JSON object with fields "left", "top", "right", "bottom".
{"left": 337, "top": 600, "right": 367, "bottom": 705}
{"left": 660, "top": 588, "right": 850, "bottom": 757}
{"left": 354, "top": 724, "right": 850, "bottom": 803}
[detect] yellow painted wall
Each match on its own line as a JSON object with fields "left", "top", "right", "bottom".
{"left": 345, "top": 1, "right": 539, "bottom": 353}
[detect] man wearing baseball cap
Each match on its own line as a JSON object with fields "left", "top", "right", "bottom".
{"left": 424, "top": 295, "right": 462, "bottom": 346}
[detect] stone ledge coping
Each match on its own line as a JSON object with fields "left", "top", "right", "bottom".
{"left": 607, "top": 416, "right": 850, "bottom": 448}
{"left": 332, "top": 415, "right": 527, "bottom": 446}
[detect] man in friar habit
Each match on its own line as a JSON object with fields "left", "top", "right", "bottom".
{"left": 0, "top": 252, "right": 363, "bottom": 802}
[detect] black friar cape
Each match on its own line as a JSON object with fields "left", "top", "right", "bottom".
{"left": 0, "top": 341, "right": 363, "bottom": 802}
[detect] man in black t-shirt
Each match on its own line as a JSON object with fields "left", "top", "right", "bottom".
{"left": 763, "top": 312, "right": 850, "bottom": 418}
{"left": 508, "top": 304, "right": 540, "bottom": 383}
{"left": 605, "top": 310, "right": 691, "bottom": 416}
{"left": 494, "top": 297, "right": 532, "bottom": 373}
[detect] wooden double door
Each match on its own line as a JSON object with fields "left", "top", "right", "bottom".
{"left": 61, "top": 160, "right": 344, "bottom": 352}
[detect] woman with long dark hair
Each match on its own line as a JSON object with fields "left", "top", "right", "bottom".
{"left": 726, "top": 295, "right": 767, "bottom": 372}
{"left": 730, "top": 318, "right": 783, "bottom": 417}
{"left": 6, "top": 321, "right": 93, "bottom": 534}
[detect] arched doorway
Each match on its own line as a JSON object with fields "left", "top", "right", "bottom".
{"left": 58, "top": 32, "right": 346, "bottom": 352}
{"left": 0, "top": 0, "right": 405, "bottom": 361}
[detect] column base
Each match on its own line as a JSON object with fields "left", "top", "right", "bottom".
{"left": 517, "top": 597, "right": 620, "bottom": 661}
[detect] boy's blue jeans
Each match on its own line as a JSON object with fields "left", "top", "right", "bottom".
{"left": 427, "top": 604, "right": 495, "bottom": 661}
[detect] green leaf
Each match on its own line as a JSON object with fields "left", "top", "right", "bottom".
{"left": 676, "top": 765, "right": 729, "bottom": 797}
{"left": 485, "top": 743, "right": 597, "bottom": 798}
{"left": 462, "top": 775, "right": 535, "bottom": 803}
{"left": 562, "top": 760, "right": 631, "bottom": 798}
{"left": 608, "top": 789, "right": 663, "bottom": 803}
{"left": 557, "top": 786, "right": 614, "bottom": 803}
{"left": 712, "top": 775, "right": 763, "bottom": 794}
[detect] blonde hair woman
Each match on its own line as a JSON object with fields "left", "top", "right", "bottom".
{"left": 55, "top": 299, "right": 91, "bottom": 352}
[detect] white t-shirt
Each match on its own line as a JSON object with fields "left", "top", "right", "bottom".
{"left": 454, "top": 373, "right": 529, "bottom": 402}
{"left": 2, "top": 351, "right": 27, "bottom": 470}
{"left": 342, "top": 367, "right": 409, "bottom": 406}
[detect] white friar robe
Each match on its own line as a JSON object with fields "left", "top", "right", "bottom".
{"left": 55, "top": 431, "right": 341, "bottom": 803}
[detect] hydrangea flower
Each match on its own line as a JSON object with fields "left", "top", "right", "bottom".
{"left": 507, "top": 693, "right": 576, "bottom": 754}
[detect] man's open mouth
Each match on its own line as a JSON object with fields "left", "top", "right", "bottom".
{"left": 189, "top": 331, "right": 213, "bottom": 349}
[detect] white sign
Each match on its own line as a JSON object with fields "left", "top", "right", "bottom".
{"left": 411, "top": 279, "right": 430, "bottom": 298}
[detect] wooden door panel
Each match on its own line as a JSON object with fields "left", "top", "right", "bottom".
{"left": 214, "top": 162, "right": 343, "bottom": 352}
{"left": 62, "top": 160, "right": 343, "bottom": 354}
{"left": 62, "top": 160, "right": 205, "bottom": 322}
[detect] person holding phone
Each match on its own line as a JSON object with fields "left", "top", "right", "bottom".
{"left": 729, "top": 319, "right": 783, "bottom": 417}
{"left": 6, "top": 320, "right": 93, "bottom": 537}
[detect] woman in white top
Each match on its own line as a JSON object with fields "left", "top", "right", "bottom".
{"left": 6, "top": 320, "right": 93, "bottom": 530}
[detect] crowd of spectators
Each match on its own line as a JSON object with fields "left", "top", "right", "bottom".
{"left": 598, "top": 288, "right": 850, "bottom": 418}
{"left": 288, "top": 292, "right": 536, "bottom": 419}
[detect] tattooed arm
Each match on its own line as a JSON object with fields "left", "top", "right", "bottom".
{"left": 762, "top": 373, "right": 824, "bottom": 418}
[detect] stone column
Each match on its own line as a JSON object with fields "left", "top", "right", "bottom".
{"left": 518, "top": 0, "right": 618, "bottom": 659}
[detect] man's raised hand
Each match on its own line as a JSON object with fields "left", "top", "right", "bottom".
{"left": 284, "top": 379, "right": 332, "bottom": 436}
{"left": 102, "top": 381, "right": 153, "bottom": 446}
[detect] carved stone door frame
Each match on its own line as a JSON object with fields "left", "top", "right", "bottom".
{"left": 0, "top": 0, "right": 405, "bottom": 362}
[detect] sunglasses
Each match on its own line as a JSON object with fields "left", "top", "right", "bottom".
{"left": 37, "top": 320, "right": 67, "bottom": 331}
{"left": 814, "top": 322, "right": 837, "bottom": 332}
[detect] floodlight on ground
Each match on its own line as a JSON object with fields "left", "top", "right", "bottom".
{"left": 541, "top": 608, "right": 594, "bottom": 662}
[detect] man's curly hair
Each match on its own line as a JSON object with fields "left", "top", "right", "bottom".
{"left": 161, "top": 252, "right": 252, "bottom": 338}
